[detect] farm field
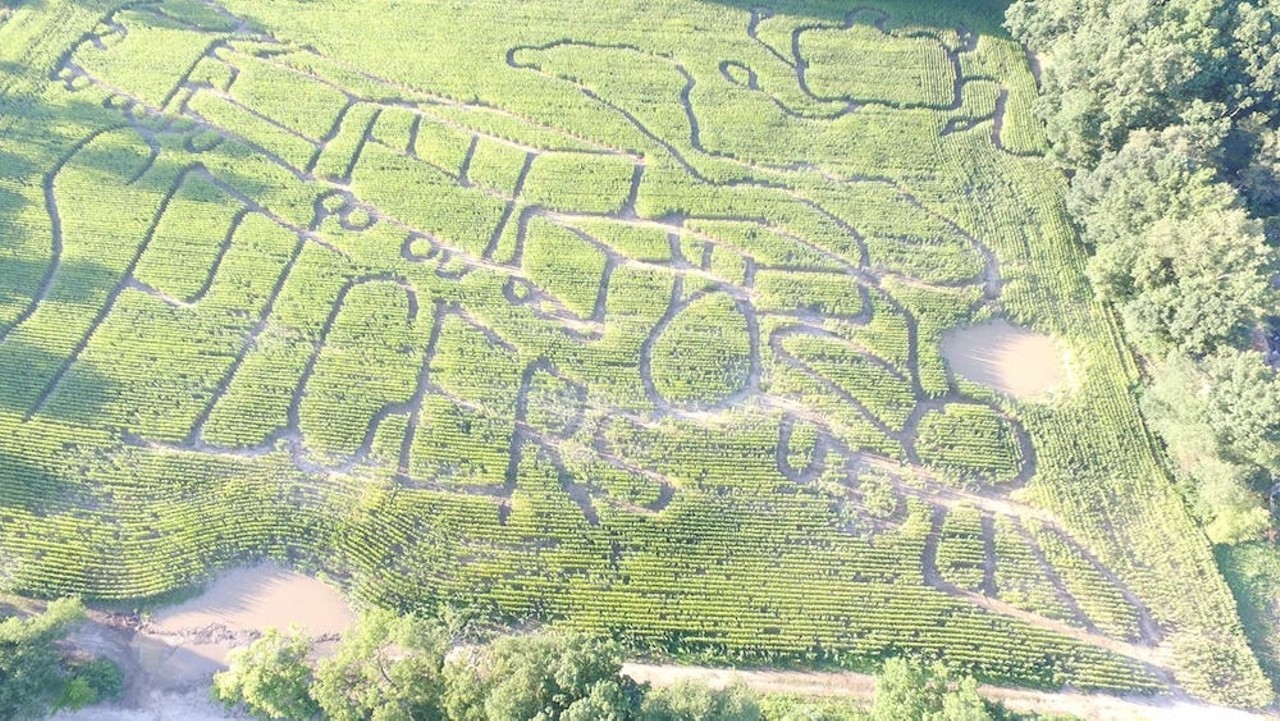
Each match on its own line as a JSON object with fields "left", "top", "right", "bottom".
{"left": 0, "top": 0, "right": 1269, "bottom": 708}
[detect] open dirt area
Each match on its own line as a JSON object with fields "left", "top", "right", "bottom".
{"left": 50, "top": 690, "right": 242, "bottom": 721}
{"left": 54, "top": 562, "right": 354, "bottom": 721}
{"left": 941, "top": 319, "right": 1068, "bottom": 400}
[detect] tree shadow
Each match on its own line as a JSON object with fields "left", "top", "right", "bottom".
{"left": 2, "top": 0, "right": 48, "bottom": 13}
{"left": 0, "top": 147, "right": 35, "bottom": 231}
{"left": 0, "top": 255, "right": 120, "bottom": 314}
{"left": 0, "top": 334, "right": 115, "bottom": 423}
{"left": 0, "top": 435, "right": 81, "bottom": 516}
{"left": 0, "top": 147, "right": 37, "bottom": 182}
{"left": 691, "top": 0, "right": 1012, "bottom": 33}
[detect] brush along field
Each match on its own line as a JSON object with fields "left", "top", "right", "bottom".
{"left": 0, "top": 0, "right": 1268, "bottom": 704}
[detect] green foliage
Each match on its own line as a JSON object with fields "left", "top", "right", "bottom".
{"left": 1090, "top": 209, "right": 1273, "bottom": 358}
{"left": 55, "top": 677, "right": 96, "bottom": 712}
{"left": 799, "top": 24, "right": 953, "bottom": 108}
{"left": 79, "top": 657, "right": 123, "bottom": 703}
{"left": 0, "top": 0, "right": 1265, "bottom": 705}
{"left": 915, "top": 406, "right": 1021, "bottom": 485}
{"left": 443, "top": 631, "right": 640, "bottom": 721}
{"left": 1004, "top": 0, "right": 1270, "bottom": 168}
{"left": 213, "top": 627, "right": 320, "bottom": 721}
{"left": 523, "top": 153, "right": 636, "bottom": 214}
{"left": 1005, "top": 9, "right": 1280, "bottom": 706}
{"left": 0, "top": 597, "right": 88, "bottom": 720}
{"left": 870, "top": 659, "right": 991, "bottom": 721}
{"left": 936, "top": 505, "right": 987, "bottom": 592}
{"left": 640, "top": 680, "right": 761, "bottom": 721}
{"left": 990, "top": 517, "right": 1079, "bottom": 627}
{"left": 649, "top": 291, "right": 752, "bottom": 407}
{"left": 1059, "top": 113, "right": 1271, "bottom": 363}
{"left": 159, "top": 615, "right": 1062, "bottom": 721}
{"left": 523, "top": 216, "right": 609, "bottom": 318}
{"left": 1066, "top": 125, "right": 1236, "bottom": 250}
{"left": 75, "top": 8, "right": 215, "bottom": 109}
{"left": 1237, "top": 126, "right": 1280, "bottom": 218}
{"left": 1142, "top": 350, "right": 1280, "bottom": 544}
{"left": 1169, "top": 628, "right": 1274, "bottom": 709}
{"left": 312, "top": 609, "right": 450, "bottom": 721}
{"left": 1024, "top": 522, "right": 1142, "bottom": 641}
{"left": 757, "top": 693, "right": 870, "bottom": 721}
{"left": 56, "top": 658, "right": 123, "bottom": 711}
{"left": 228, "top": 53, "right": 349, "bottom": 142}
{"left": 1218, "top": 542, "right": 1280, "bottom": 691}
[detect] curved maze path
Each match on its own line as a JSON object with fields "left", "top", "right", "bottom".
{"left": 0, "top": 0, "right": 1188, "bottom": 697}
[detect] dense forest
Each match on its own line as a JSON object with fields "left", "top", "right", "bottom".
{"left": 1007, "top": 0, "right": 1280, "bottom": 544}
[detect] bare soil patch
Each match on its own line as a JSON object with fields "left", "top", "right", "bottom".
{"left": 941, "top": 319, "right": 1067, "bottom": 400}
{"left": 147, "top": 563, "right": 353, "bottom": 640}
{"left": 54, "top": 562, "right": 354, "bottom": 720}
{"left": 50, "top": 690, "right": 242, "bottom": 721}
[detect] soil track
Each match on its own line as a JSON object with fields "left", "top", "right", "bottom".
{"left": 7, "top": 0, "right": 1183, "bottom": 698}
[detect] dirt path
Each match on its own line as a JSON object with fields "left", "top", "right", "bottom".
{"left": 39, "top": 4, "right": 1197, "bottom": 704}
{"left": 920, "top": 506, "right": 1170, "bottom": 675}
{"left": 620, "top": 663, "right": 1272, "bottom": 721}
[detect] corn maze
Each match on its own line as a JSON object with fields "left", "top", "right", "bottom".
{"left": 0, "top": 0, "right": 1269, "bottom": 703}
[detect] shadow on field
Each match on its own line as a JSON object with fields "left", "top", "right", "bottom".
{"left": 0, "top": 146, "right": 37, "bottom": 181}
{"left": 0, "top": 147, "right": 34, "bottom": 223}
{"left": 0, "top": 60, "right": 25, "bottom": 77}
{"left": 0, "top": 255, "right": 124, "bottom": 329}
{"left": 0, "top": 335, "right": 115, "bottom": 422}
{"left": 0, "top": 440, "right": 81, "bottom": 515}
{"left": 692, "top": 0, "right": 1013, "bottom": 32}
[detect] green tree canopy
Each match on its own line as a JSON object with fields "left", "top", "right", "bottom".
{"left": 1067, "top": 125, "right": 1236, "bottom": 249}
{"left": 869, "top": 659, "right": 991, "bottom": 721}
{"left": 311, "top": 608, "right": 450, "bottom": 721}
{"left": 203, "top": 620, "right": 1033, "bottom": 721}
{"left": 0, "top": 597, "right": 87, "bottom": 720}
{"left": 1005, "top": 0, "right": 1280, "bottom": 169}
{"left": 640, "top": 679, "right": 761, "bottom": 721}
{"left": 213, "top": 627, "right": 319, "bottom": 721}
{"left": 1142, "top": 349, "right": 1280, "bottom": 543}
{"left": 1089, "top": 208, "right": 1272, "bottom": 357}
{"left": 1008, "top": 0, "right": 1280, "bottom": 548}
{"left": 443, "top": 631, "right": 642, "bottom": 721}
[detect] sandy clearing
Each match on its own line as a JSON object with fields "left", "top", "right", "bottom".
{"left": 49, "top": 690, "right": 242, "bottom": 721}
{"left": 148, "top": 563, "right": 354, "bottom": 639}
{"left": 940, "top": 319, "right": 1067, "bottom": 400}
{"left": 134, "top": 562, "right": 355, "bottom": 682}
{"left": 54, "top": 562, "right": 353, "bottom": 720}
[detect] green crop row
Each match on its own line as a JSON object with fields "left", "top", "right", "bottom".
{"left": 0, "top": 0, "right": 1260, "bottom": 702}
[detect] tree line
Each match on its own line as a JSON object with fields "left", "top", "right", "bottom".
{"left": 0, "top": 598, "right": 122, "bottom": 719}
{"left": 1006, "top": 0, "right": 1280, "bottom": 544}
{"left": 211, "top": 610, "right": 1009, "bottom": 721}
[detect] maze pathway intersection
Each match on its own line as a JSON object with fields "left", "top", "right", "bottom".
{"left": 0, "top": 0, "right": 1249, "bottom": 699}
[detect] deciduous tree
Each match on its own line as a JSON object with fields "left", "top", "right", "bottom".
{"left": 213, "top": 627, "right": 319, "bottom": 720}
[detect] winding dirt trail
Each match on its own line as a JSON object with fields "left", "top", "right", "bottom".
{"left": 920, "top": 508, "right": 1171, "bottom": 677}
{"left": 32, "top": 2, "right": 1206, "bottom": 700}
